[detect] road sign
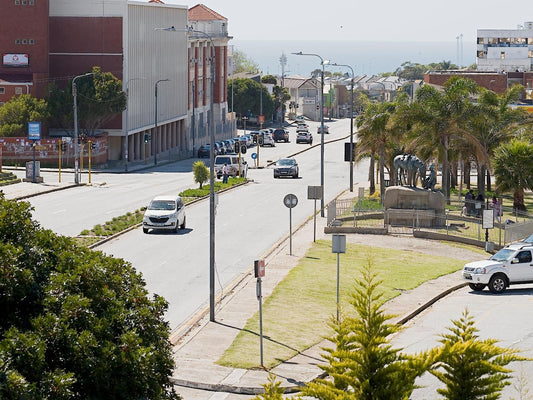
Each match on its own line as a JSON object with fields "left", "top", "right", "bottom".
{"left": 34, "top": 145, "right": 46, "bottom": 150}
{"left": 307, "top": 185, "right": 323, "bottom": 200}
{"left": 254, "top": 259, "right": 265, "bottom": 278}
{"left": 28, "top": 122, "right": 41, "bottom": 140}
{"left": 62, "top": 136, "right": 72, "bottom": 143}
{"left": 251, "top": 152, "right": 257, "bottom": 160}
{"left": 283, "top": 193, "right": 298, "bottom": 208}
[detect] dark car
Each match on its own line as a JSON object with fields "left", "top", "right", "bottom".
{"left": 273, "top": 129, "right": 289, "bottom": 143}
{"left": 197, "top": 144, "right": 211, "bottom": 158}
{"left": 273, "top": 158, "right": 299, "bottom": 179}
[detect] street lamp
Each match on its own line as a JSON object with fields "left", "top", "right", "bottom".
{"left": 292, "top": 51, "right": 327, "bottom": 216}
{"left": 124, "top": 77, "right": 146, "bottom": 172}
{"left": 372, "top": 81, "right": 386, "bottom": 102}
{"left": 330, "top": 63, "right": 355, "bottom": 192}
{"left": 154, "top": 78, "right": 170, "bottom": 166}
{"left": 157, "top": 25, "right": 217, "bottom": 322}
{"left": 72, "top": 72, "right": 94, "bottom": 185}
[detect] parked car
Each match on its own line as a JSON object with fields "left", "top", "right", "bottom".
{"left": 296, "top": 132, "right": 313, "bottom": 144}
{"left": 197, "top": 144, "right": 211, "bottom": 158}
{"left": 273, "top": 128, "right": 289, "bottom": 143}
{"left": 317, "top": 125, "right": 329, "bottom": 134}
{"left": 143, "top": 195, "right": 186, "bottom": 233}
{"left": 214, "top": 154, "right": 248, "bottom": 179}
{"left": 273, "top": 158, "right": 299, "bottom": 179}
{"left": 295, "top": 116, "right": 305, "bottom": 123}
{"left": 214, "top": 141, "right": 226, "bottom": 155}
{"left": 462, "top": 242, "right": 533, "bottom": 293}
{"left": 297, "top": 123, "right": 309, "bottom": 130}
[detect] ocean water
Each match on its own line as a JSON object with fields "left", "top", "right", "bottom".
{"left": 231, "top": 39, "right": 476, "bottom": 77}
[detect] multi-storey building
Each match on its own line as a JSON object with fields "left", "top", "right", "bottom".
{"left": 0, "top": 0, "right": 233, "bottom": 167}
{"left": 477, "top": 21, "right": 533, "bottom": 73}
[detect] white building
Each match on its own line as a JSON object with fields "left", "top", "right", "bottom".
{"left": 477, "top": 21, "right": 533, "bottom": 72}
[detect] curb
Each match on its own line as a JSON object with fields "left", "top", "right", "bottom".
{"left": 13, "top": 183, "right": 81, "bottom": 201}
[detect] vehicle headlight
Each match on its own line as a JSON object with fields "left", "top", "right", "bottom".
{"left": 474, "top": 267, "right": 486, "bottom": 274}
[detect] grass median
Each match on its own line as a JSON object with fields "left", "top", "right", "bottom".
{"left": 217, "top": 239, "right": 470, "bottom": 369}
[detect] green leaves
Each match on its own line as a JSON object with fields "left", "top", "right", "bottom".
{"left": 0, "top": 195, "right": 180, "bottom": 399}
{"left": 0, "top": 94, "right": 48, "bottom": 137}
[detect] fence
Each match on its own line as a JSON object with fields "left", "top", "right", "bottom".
{"left": 327, "top": 196, "right": 533, "bottom": 247}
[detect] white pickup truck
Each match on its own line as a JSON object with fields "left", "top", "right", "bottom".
{"left": 462, "top": 242, "right": 533, "bottom": 293}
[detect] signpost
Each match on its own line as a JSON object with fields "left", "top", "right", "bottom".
{"left": 332, "top": 234, "right": 346, "bottom": 322}
{"left": 308, "top": 185, "right": 323, "bottom": 242}
{"left": 482, "top": 209, "right": 495, "bottom": 252}
{"left": 28, "top": 122, "right": 41, "bottom": 183}
{"left": 283, "top": 194, "right": 298, "bottom": 255}
{"left": 255, "top": 259, "right": 266, "bottom": 367}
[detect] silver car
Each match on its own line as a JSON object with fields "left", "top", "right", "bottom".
{"left": 143, "top": 195, "right": 186, "bottom": 233}
{"left": 273, "top": 158, "right": 299, "bottom": 179}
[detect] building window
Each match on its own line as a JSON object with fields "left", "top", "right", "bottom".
{"left": 488, "top": 37, "right": 498, "bottom": 45}
{"left": 529, "top": 50, "right": 533, "bottom": 58}
{"left": 14, "top": 0, "right": 20, "bottom": 4}
{"left": 0, "top": 87, "right": 5, "bottom": 94}
{"left": 15, "top": 39, "right": 20, "bottom": 44}
{"left": 29, "top": 0, "right": 34, "bottom": 4}
{"left": 500, "top": 52, "right": 505, "bottom": 59}
{"left": 477, "top": 37, "right": 485, "bottom": 45}
{"left": 477, "top": 51, "right": 485, "bottom": 59}
{"left": 21, "top": 39, "right": 27, "bottom": 44}
{"left": 15, "top": 87, "right": 23, "bottom": 95}
{"left": 22, "top": 0, "right": 27, "bottom": 4}
{"left": 29, "top": 39, "right": 34, "bottom": 45}
{"left": 528, "top": 38, "right": 533, "bottom": 44}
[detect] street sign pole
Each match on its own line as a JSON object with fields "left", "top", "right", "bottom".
{"left": 283, "top": 194, "right": 298, "bottom": 256}
{"left": 332, "top": 234, "right": 346, "bottom": 322}
{"left": 255, "top": 259, "right": 265, "bottom": 367}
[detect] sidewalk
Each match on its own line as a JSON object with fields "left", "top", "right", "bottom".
{"left": 170, "top": 192, "right": 486, "bottom": 398}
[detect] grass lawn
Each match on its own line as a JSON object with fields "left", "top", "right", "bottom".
{"left": 217, "top": 240, "right": 467, "bottom": 369}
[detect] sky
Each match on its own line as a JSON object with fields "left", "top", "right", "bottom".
{"left": 159, "top": 0, "right": 532, "bottom": 42}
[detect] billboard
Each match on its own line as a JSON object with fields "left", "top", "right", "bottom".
{"left": 2, "top": 53, "right": 29, "bottom": 67}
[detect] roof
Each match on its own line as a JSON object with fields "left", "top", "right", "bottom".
{"left": 283, "top": 76, "right": 317, "bottom": 89}
{"left": 188, "top": 4, "right": 227, "bottom": 21}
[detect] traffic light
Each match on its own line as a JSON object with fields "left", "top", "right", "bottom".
{"left": 344, "top": 142, "right": 356, "bottom": 162}
{"left": 90, "top": 142, "right": 96, "bottom": 150}
{"left": 234, "top": 141, "right": 240, "bottom": 154}
{"left": 61, "top": 143, "right": 67, "bottom": 151}
{"left": 144, "top": 133, "right": 150, "bottom": 143}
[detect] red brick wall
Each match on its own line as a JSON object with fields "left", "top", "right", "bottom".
{"left": 0, "top": 0, "right": 49, "bottom": 102}
{"left": 0, "top": 134, "right": 108, "bottom": 168}
{"left": 424, "top": 73, "right": 507, "bottom": 93}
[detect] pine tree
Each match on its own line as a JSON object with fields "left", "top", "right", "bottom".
{"left": 251, "top": 373, "right": 286, "bottom": 400}
{"left": 301, "top": 260, "right": 429, "bottom": 400}
{"left": 431, "top": 309, "right": 528, "bottom": 400}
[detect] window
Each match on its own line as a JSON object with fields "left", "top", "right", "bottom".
{"left": 15, "top": 39, "right": 20, "bottom": 44}
{"left": 477, "top": 37, "right": 485, "bottom": 44}
{"left": 488, "top": 37, "right": 498, "bottom": 45}
{"left": 500, "top": 52, "right": 505, "bottom": 59}
{"left": 29, "top": 0, "right": 34, "bottom": 4}
{"left": 21, "top": 39, "right": 27, "bottom": 44}
{"left": 529, "top": 50, "right": 533, "bottom": 58}
{"left": 29, "top": 39, "right": 34, "bottom": 45}
{"left": 528, "top": 38, "right": 533, "bottom": 45}
{"left": 477, "top": 51, "right": 485, "bottom": 58}
{"left": 516, "top": 251, "right": 532, "bottom": 263}
{"left": 14, "top": 0, "right": 20, "bottom": 4}
{"left": 22, "top": 0, "right": 27, "bottom": 4}
{"left": 15, "top": 87, "right": 23, "bottom": 95}
{"left": 0, "top": 87, "right": 5, "bottom": 94}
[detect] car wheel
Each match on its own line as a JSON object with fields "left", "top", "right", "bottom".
{"left": 143, "top": 228, "right": 149, "bottom": 234}
{"left": 180, "top": 216, "right": 186, "bottom": 230}
{"left": 468, "top": 283, "right": 486, "bottom": 291}
{"left": 488, "top": 274, "right": 507, "bottom": 294}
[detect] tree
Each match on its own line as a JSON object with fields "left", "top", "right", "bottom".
{"left": 431, "top": 309, "right": 527, "bottom": 400}
{"left": 493, "top": 139, "right": 533, "bottom": 211}
{"left": 233, "top": 49, "right": 259, "bottom": 74}
{"left": 251, "top": 374, "right": 285, "bottom": 400}
{"left": 227, "top": 78, "right": 274, "bottom": 121}
{"left": 0, "top": 194, "right": 180, "bottom": 400}
{"left": 47, "top": 66, "right": 126, "bottom": 137}
{"left": 272, "top": 85, "right": 290, "bottom": 122}
{"left": 261, "top": 75, "right": 277, "bottom": 85}
{"left": 301, "top": 260, "right": 428, "bottom": 400}
{"left": 393, "top": 61, "right": 428, "bottom": 81}
{"left": 0, "top": 94, "right": 48, "bottom": 137}
{"left": 193, "top": 160, "right": 209, "bottom": 189}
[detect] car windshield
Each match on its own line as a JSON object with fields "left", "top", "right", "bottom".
{"left": 149, "top": 200, "right": 176, "bottom": 211}
{"left": 490, "top": 248, "right": 515, "bottom": 262}
{"left": 215, "top": 157, "right": 231, "bottom": 165}
{"left": 277, "top": 159, "right": 295, "bottom": 166}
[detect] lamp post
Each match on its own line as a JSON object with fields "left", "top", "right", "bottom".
{"left": 72, "top": 72, "right": 94, "bottom": 185}
{"left": 157, "top": 25, "right": 217, "bottom": 322}
{"left": 372, "top": 81, "right": 386, "bottom": 102}
{"left": 124, "top": 77, "right": 146, "bottom": 172}
{"left": 292, "top": 51, "right": 326, "bottom": 216}
{"left": 330, "top": 63, "right": 355, "bottom": 192}
{"left": 154, "top": 78, "right": 170, "bottom": 166}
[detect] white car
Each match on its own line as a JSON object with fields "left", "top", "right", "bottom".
{"left": 143, "top": 195, "right": 186, "bottom": 233}
{"left": 261, "top": 132, "right": 275, "bottom": 147}
{"left": 462, "top": 242, "right": 533, "bottom": 293}
{"left": 214, "top": 154, "right": 247, "bottom": 179}
{"left": 317, "top": 125, "right": 329, "bottom": 134}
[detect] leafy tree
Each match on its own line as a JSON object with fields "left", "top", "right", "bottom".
{"left": 493, "top": 139, "right": 533, "bottom": 211}
{"left": 47, "top": 66, "right": 126, "bottom": 137}
{"left": 272, "top": 85, "right": 290, "bottom": 122}
{"left": 233, "top": 49, "right": 259, "bottom": 74}
{"left": 251, "top": 374, "right": 285, "bottom": 400}
{"left": 0, "top": 94, "right": 48, "bottom": 137}
{"left": 261, "top": 75, "right": 277, "bottom": 85}
{"left": 0, "top": 194, "right": 180, "bottom": 400}
{"left": 227, "top": 78, "right": 274, "bottom": 121}
{"left": 393, "top": 61, "right": 428, "bottom": 81}
{"left": 301, "top": 260, "right": 428, "bottom": 400}
{"left": 193, "top": 160, "right": 209, "bottom": 189}
{"left": 431, "top": 309, "right": 528, "bottom": 400}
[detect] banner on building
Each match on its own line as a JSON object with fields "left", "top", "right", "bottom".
{"left": 2, "top": 53, "right": 29, "bottom": 67}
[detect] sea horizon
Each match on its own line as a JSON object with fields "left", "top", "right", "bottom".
{"left": 231, "top": 39, "right": 476, "bottom": 77}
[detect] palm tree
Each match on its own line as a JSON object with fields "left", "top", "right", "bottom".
{"left": 357, "top": 96, "right": 408, "bottom": 199}
{"left": 396, "top": 77, "right": 484, "bottom": 200}
{"left": 493, "top": 139, "right": 533, "bottom": 212}
{"left": 471, "top": 85, "right": 533, "bottom": 194}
